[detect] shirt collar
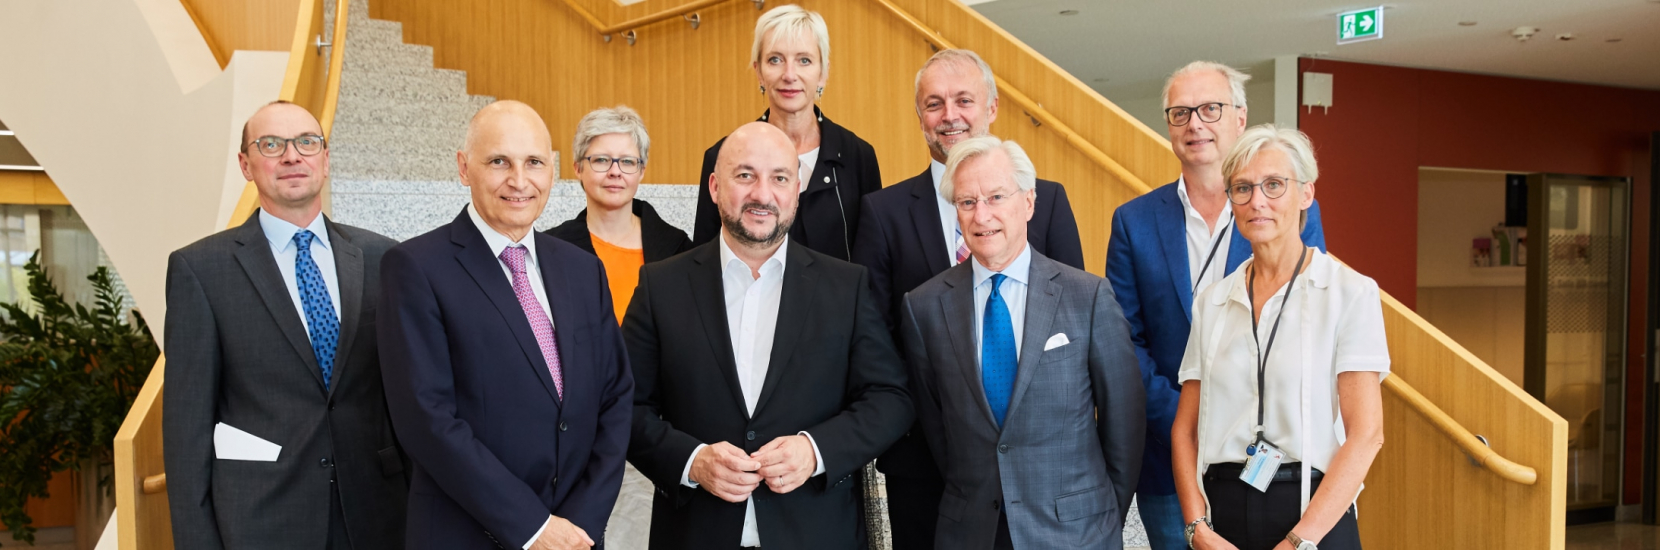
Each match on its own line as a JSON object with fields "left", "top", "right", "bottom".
{"left": 467, "top": 203, "right": 539, "bottom": 267}
{"left": 717, "top": 231, "right": 788, "bottom": 280}
{"left": 971, "top": 242, "right": 1032, "bottom": 290}
{"left": 929, "top": 159, "right": 947, "bottom": 193}
{"left": 259, "top": 209, "right": 330, "bottom": 253}
{"left": 1218, "top": 249, "right": 1331, "bottom": 306}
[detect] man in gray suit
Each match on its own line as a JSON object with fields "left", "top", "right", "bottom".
{"left": 900, "top": 135, "right": 1144, "bottom": 549}
{"left": 164, "top": 100, "right": 407, "bottom": 549}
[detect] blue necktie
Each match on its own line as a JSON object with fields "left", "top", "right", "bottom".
{"left": 981, "top": 273, "right": 1017, "bottom": 427}
{"left": 293, "top": 229, "right": 339, "bottom": 390}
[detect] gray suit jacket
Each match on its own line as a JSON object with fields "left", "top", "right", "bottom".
{"left": 163, "top": 212, "right": 408, "bottom": 550}
{"left": 900, "top": 250, "right": 1144, "bottom": 549}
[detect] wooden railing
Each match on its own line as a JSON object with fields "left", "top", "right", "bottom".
{"left": 560, "top": 0, "right": 753, "bottom": 37}
{"left": 111, "top": 0, "right": 349, "bottom": 546}
{"left": 1383, "top": 375, "right": 1538, "bottom": 485}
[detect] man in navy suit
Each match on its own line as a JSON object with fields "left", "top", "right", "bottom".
{"left": 379, "top": 100, "right": 633, "bottom": 550}
{"left": 852, "top": 48, "right": 1084, "bottom": 549}
{"left": 1104, "top": 62, "right": 1325, "bottom": 549}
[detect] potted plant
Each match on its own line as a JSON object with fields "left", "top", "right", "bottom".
{"left": 0, "top": 252, "right": 158, "bottom": 547}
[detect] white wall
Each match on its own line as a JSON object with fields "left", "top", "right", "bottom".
{"left": 0, "top": 0, "right": 288, "bottom": 325}
{"left": 1416, "top": 168, "right": 1526, "bottom": 287}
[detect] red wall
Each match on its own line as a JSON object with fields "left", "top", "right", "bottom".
{"left": 1299, "top": 58, "right": 1660, "bottom": 506}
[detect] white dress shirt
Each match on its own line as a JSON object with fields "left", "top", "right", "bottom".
{"left": 970, "top": 243, "right": 1032, "bottom": 365}
{"left": 1176, "top": 175, "right": 1234, "bottom": 294}
{"left": 929, "top": 159, "right": 966, "bottom": 267}
{"left": 798, "top": 147, "right": 820, "bottom": 194}
{"left": 258, "top": 210, "right": 340, "bottom": 334}
{"left": 678, "top": 235, "right": 826, "bottom": 548}
{"left": 463, "top": 204, "right": 556, "bottom": 549}
{"left": 1178, "top": 251, "right": 1391, "bottom": 512}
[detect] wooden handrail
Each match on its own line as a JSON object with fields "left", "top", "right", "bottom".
{"left": 560, "top": 0, "right": 742, "bottom": 36}
{"left": 1383, "top": 374, "right": 1538, "bottom": 485}
{"left": 868, "top": 0, "right": 1152, "bottom": 196}
{"left": 142, "top": 474, "right": 167, "bottom": 495}
{"left": 320, "top": 0, "right": 350, "bottom": 137}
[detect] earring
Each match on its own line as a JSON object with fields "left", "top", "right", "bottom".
{"left": 760, "top": 85, "right": 766, "bottom": 94}
{"left": 817, "top": 86, "right": 824, "bottom": 97}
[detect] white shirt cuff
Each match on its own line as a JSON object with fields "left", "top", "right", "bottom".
{"left": 798, "top": 432, "right": 826, "bottom": 477}
{"left": 523, "top": 515, "right": 552, "bottom": 549}
{"left": 681, "top": 443, "right": 710, "bottom": 487}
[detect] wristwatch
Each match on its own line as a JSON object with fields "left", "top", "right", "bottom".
{"left": 1286, "top": 531, "right": 1318, "bottom": 550}
{"left": 1183, "top": 516, "right": 1212, "bottom": 548}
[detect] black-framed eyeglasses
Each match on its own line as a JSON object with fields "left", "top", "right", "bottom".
{"left": 1163, "top": 102, "right": 1234, "bottom": 126}
{"left": 246, "top": 134, "right": 326, "bottom": 158}
{"left": 1228, "top": 176, "right": 1299, "bottom": 205}
{"left": 952, "top": 188, "right": 1021, "bottom": 212}
{"left": 584, "top": 156, "right": 643, "bottom": 174}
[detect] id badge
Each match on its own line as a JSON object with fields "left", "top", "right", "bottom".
{"left": 1239, "top": 441, "right": 1284, "bottom": 492}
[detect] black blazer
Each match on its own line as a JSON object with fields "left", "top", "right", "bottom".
{"left": 851, "top": 167, "right": 1086, "bottom": 480}
{"left": 623, "top": 240, "right": 913, "bottom": 550}
{"left": 164, "top": 212, "right": 407, "bottom": 550}
{"left": 693, "top": 106, "right": 882, "bottom": 262}
{"left": 378, "top": 209, "right": 634, "bottom": 550}
{"left": 545, "top": 198, "right": 692, "bottom": 262}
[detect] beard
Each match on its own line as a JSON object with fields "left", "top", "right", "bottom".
{"left": 720, "top": 201, "right": 794, "bottom": 247}
{"left": 924, "top": 123, "right": 977, "bottom": 160}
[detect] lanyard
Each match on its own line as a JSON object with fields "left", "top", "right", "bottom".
{"left": 1245, "top": 247, "right": 1308, "bottom": 455}
{"left": 1193, "top": 213, "right": 1235, "bottom": 292}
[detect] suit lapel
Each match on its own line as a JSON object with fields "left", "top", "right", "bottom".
{"left": 939, "top": 264, "right": 999, "bottom": 429}
{"left": 1154, "top": 185, "right": 1196, "bottom": 321}
{"left": 908, "top": 169, "right": 952, "bottom": 275}
{"left": 448, "top": 212, "right": 561, "bottom": 404}
{"left": 689, "top": 245, "right": 750, "bottom": 417}
{"left": 231, "top": 212, "right": 326, "bottom": 391}
{"left": 1005, "top": 254, "right": 1060, "bottom": 420}
{"left": 538, "top": 233, "right": 573, "bottom": 409}
{"left": 325, "top": 219, "right": 363, "bottom": 397}
{"left": 754, "top": 243, "right": 813, "bottom": 417}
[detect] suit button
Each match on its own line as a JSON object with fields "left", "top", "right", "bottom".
{"left": 328, "top": 403, "right": 335, "bottom": 411}
{"left": 746, "top": 431, "right": 756, "bottom": 441}
{"left": 319, "top": 458, "right": 333, "bottom": 468}
{"left": 997, "top": 444, "right": 1009, "bottom": 454}
{"left": 559, "top": 422, "right": 568, "bottom": 432}
{"left": 551, "top": 476, "right": 559, "bottom": 486}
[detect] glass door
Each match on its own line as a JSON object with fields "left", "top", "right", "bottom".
{"left": 1525, "top": 173, "right": 1630, "bottom": 518}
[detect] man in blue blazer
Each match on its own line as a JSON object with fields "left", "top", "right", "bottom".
{"left": 852, "top": 48, "right": 1084, "bottom": 550}
{"left": 380, "top": 100, "right": 633, "bottom": 550}
{"left": 1104, "top": 62, "right": 1325, "bottom": 549}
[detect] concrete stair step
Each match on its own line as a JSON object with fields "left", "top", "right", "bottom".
{"left": 334, "top": 95, "right": 484, "bottom": 130}
{"left": 338, "top": 67, "right": 471, "bottom": 100}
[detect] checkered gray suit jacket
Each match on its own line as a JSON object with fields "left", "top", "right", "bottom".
{"left": 900, "top": 250, "right": 1144, "bottom": 549}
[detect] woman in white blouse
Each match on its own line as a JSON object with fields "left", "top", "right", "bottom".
{"left": 1171, "top": 125, "right": 1388, "bottom": 550}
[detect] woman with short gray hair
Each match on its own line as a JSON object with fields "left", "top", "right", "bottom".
{"left": 1172, "top": 125, "right": 1387, "bottom": 550}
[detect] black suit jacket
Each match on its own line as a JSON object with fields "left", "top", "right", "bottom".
{"left": 545, "top": 198, "right": 691, "bottom": 263}
{"left": 623, "top": 240, "right": 913, "bottom": 550}
{"left": 164, "top": 212, "right": 407, "bottom": 550}
{"left": 692, "top": 106, "right": 882, "bottom": 261}
{"left": 378, "top": 209, "right": 634, "bottom": 549}
{"left": 851, "top": 167, "right": 1085, "bottom": 478}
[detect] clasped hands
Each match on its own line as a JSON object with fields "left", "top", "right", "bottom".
{"left": 690, "top": 435, "right": 817, "bottom": 502}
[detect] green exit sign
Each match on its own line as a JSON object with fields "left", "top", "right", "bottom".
{"left": 1338, "top": 6, "right": 1384, "bottom": 44}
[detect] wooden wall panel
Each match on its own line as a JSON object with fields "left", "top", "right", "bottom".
{"left": 180, "top": 0, "right": 302, "bottom": 68}
{"left": 0, "top": 171, "right": 71, "bottom": 205}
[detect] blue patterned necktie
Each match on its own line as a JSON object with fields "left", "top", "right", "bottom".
{"left": 981, "top": 273, "right": 1017, "bottom": 427}
{"left": 293, "top": 229, "right": 340, "bottom": 390}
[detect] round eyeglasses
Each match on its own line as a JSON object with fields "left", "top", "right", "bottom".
{"left": 584, "top": 156, "right": 643, "bottom": 174}
{"left": 1228, "top": 176, "right": 1299, "bottom": 205}
{"left": 247, "top": 134, "right": 326, "bottom": 158}
{"left": 1163, "top": 102, "right": 1234, "bottom": 127}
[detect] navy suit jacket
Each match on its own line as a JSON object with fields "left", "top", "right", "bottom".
{"left": 852, "top": 166, "right": 1084, "bottom": 479}
{"left": 379, "top": 209, "right": 634, "bottom": 549}
{"left": 1104, "top": 181, "right": 1325, "bottom": 495}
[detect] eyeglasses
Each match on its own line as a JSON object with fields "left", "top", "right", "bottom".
{"left": 1163, "top": 102, "right": 1234, "bottom": 127}
{"left": 952, "top": 189, "right": 1020, "bottom": 212}
{"left": 584, "top": 156, "right": 643, "bottom": 174}
{"left": 247, "top": 134, "right": 326, "bottom": 158}
{"left": 1228, "top": 176, "right": 1299, "bottom": 205}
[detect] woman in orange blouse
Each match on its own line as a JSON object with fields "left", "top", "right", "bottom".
{"left": 547, "top": 106, "right": 691, "bottom": 323}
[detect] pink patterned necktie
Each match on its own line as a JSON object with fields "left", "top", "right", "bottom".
{"left": 954, "top": 228, "right": 971, "bottom": 265}
{"left": 499, "top": 245, "right": 563, "bottom": 399}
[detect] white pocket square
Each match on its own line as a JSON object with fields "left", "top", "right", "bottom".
{"left": 1043, "top": 333, "right": 1071, "bottom": 351}
{"left": 214, "top": 422, "right": 282, "bottom": 462}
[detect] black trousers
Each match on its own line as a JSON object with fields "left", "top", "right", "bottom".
{"left": 885, "top": 473, "right": 944, "bottom": 550}
{"left": 1204, "top": 463, "right": 1361, "bottom": 550}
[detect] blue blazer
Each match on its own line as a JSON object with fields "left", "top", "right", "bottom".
{"left": 378, "top": 209, "right": 634, "bottom": 549}
{"left": 1104, "top": 181, "right": 1325, "bottom": 495}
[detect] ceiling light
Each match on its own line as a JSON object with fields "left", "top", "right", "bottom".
{"left": 1512, "top": 26, "right": 1539, "bottom": 41}
{"left": 0, "top": 130, "right": 13, "bottom": 136}
{"left": 1458, "top": 21, "right": 1477, "bottom": 26}
{"left": 1607, "top": 38, "right": 1623, "bottom": 43}
{"left": 1093, "top": 77, "right": 1108, "bottom": 82}
{"left": 1556, "top": 33, "right": 1575, "bottom": 41}
{"left": 1059, "top": 9, "right": 1079, "bottom": 16}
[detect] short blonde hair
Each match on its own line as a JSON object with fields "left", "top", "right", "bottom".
{"left": 752, "top": 5, "right": 831, "bottom": 87}
{"left": 1221, "top": 124, "right": 1319, "bottom": 185}
{"left": 1162, "top": 61, "right": 1250, "bottom": 110}
{"left": 572, "top": 105, "right": 651, "bottom": 165}
{"left": 940, "top": 135, "right": 1036, "bottom": 202}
